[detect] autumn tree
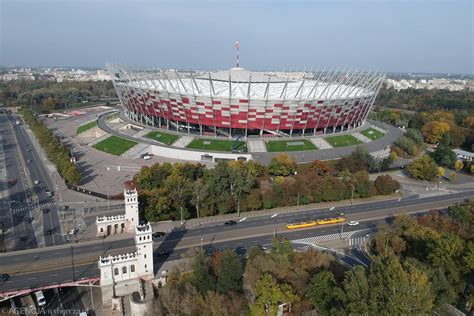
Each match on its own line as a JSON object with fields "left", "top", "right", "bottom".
{"left": 268, "top": 153, "right": 296, "bottom": 176}
{"left": 421, "top": 121, "right": 451, "bottom": 144}
{"left": 373, "top": 175, "right": 400, "bottom": 195}
{"left": 407, "top": 154, "right": 438, "bottom": 181}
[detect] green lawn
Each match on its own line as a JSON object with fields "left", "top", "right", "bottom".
{"left": 360, "top": 128, "right": 385, "bottom": 141}
{"left": 93, "top": 135, "right": 138, "bottom": 156}
{"left": 266, "top": 139, "right": 317, "bottom": 152}
{"left": 76, "top": 121, "right": 97, "bottom": 134}
{"left": 187, "top": 138, "right": 247, "bottom": 152}
{"left": 325, "top": 134, "right": 362, "bottom": 148}
{"left": 144, "top": 131, "right": 180, "bottom": 145}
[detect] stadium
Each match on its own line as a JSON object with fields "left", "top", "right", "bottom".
{"left": 109, "top": 66, "right": 385, "bottom": 138}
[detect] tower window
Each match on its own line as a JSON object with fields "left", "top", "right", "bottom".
{"left": 131, "top": 265, "right": 135, "bottom": 272}
{"left": 122, "top": 266, "right": 127, "bottom": 274}
{"left": 114, "top": 268, "right": 119, "bottom": 275}
{"left": 144, "top": 254, "right": 146, "bottom": 258}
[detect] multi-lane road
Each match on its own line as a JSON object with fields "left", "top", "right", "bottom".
{"left": 1, "top": 188, "right": 473, "bottom": 295}
{"left": 0, "top": 114, "right": 63, "bottom": 251}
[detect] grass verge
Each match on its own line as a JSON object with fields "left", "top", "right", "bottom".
{"left": 266, "top": 139, "right": 317, "bottom": 152}
{"left": 93, "top": 135, "right": 137, "bottom": 156}
{"left": 144, "top": 131, "right": 180, "bottom": 145}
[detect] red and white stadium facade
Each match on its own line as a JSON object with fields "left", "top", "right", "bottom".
{"left": 109, "top": 66, "right": 385, "bottom": 138}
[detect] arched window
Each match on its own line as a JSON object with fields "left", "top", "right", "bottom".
{"left": 122, "top": 266, "right": 127, "bottom": 274}
{"left": 114, "top": 268, "right": 119, "bottom": 275}
{"left": 131, "top": 265, "right": 135, "bottom": 272}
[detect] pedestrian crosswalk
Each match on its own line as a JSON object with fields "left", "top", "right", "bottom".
{"left": 11, "top": 201, "right": 56, "bottom": 214}
{"left": 292, "top": 232, "right": 368, "bottom": 248}
{"left": 293, "top": 232, "right": 353, "bottom": 245}
{"left": 348, "top": 236, "right": 367, "bottom": 247}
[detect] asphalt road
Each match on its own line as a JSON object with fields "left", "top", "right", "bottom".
{"left": 1, "top": 189, "right": 473, "bottom": 294}
{"left": 1, "top": 114, "right": 37, "bottom": 250}
{"left": 1, "top": 114, "right": 64, "bottom": 250}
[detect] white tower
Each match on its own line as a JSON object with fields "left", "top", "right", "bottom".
{"left": 135, "top": 223, "right": 154, "bottom": 280}
{"left": 124, "top": 188, "right": 139, "bottom": 230}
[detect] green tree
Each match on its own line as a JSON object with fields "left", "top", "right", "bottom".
{"left": 216, "top": 250, "right": 242, "bottom": 294}
{"left": 250, "top": 273, "right": 299, "bottom": 316}
{"left": 407, "top": 154, "right": 438, "bottom": 181}
{"left": 430, "top": 133, "right": 457, "bottom": 167}
{"left": 448, "top": 204, "right": 472, "bottom": 224}
{"left": 342, "top": 266, "right": 370, "bottom": 315}
{"left": 164, "top": 172, "right": 191, "bottom": 223}
{"left": 308, "top": 271, "right": 343, "bottom": 315}
{"left": 191, "top": 252, "right": 216, "bottom": 295}
{"left": 368, "top": 256, "right": 434, "bottom": 314}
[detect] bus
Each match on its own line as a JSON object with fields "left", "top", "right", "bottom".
{"left": 286, "top": 213, "right": 346, "bottom": 229}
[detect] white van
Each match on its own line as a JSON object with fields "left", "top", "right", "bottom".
{"left": 34, "top": 290, "right": 46, "bottom": 307}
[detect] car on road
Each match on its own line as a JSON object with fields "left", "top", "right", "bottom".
{"left": 143, "top": 155, "right": 151, "bottom": 160}
{"left": 20, "top": 236, "right": 28, "bottom": 242}
{"left": 152, "top": 232, "right": 166, "bottom": 238}
{"left": 24, "top": 217, "right": 32, "bottom": 224}
{"left": 224, "top": 220, "right": 237, "bottom": 226}
{"left": 44, "top": 229, "right": 54, "bottom": 235}
{"left": 34, "top": 180, "right": 40, "bottom": 185}
{"left": 27, "top": 159, "right": 32, "bottom": 163}
{"left": 7, "top": 179, "right": 17, "bottom": 186}
{"left": 42, "top": 208, "right": 50, "bottom": 214}
{"left": 45, "top": 190, "right": 53, "bottom": 197}
{"left": 156, "top": 251, "right": 170, "bottom": 257}
{"left": 347, "top": 221, "right": 360, "bottom": 226}
{"left": 0, "top": 274, "right": 10, "bottom": 282}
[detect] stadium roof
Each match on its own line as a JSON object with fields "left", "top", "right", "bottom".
{"left": 111, "top": 66, "right": 385, "bottom": 101}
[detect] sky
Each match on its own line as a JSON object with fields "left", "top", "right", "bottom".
{"left": 1, "top": 0, "right": 473, "bottom": 74}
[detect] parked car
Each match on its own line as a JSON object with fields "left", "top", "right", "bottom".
{"left": 34, "top": 180, "right": 40, "bottom": 185}
{"left": 42, "top": 208, "right": 50, "bottom": 214}
{"left": 143, "top": 155, "right": 151, "bottom": 160}
{"left": 347, "top": 221, "right": 360, "bottom": 226}
{"left": 152, "top": 232, "right": 166, "bottom": 238}
{"left": 24, "top": 217, "right": 32, "bottom": 224}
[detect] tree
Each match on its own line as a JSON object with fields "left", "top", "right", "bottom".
{"left": 374, "top": 175, "right": 400, "bottom": 195}
{"left": 229, "top": 166, "right": 254, "bottom": 216}
{"left": 421, "top": 121, "right": 451, "bottom": 144}
{"left": 448, "top": 204, "right": 472, "bottom": 224}
{"left": 455, "top": 160, "right": 464, "bottom": 171}
{"left": 191, "top": 179, "right": 207, "bottom": 220}
{"left": 308, "top": 271, "right": 343, "bottom": 315}
{"left": 164, "top": 172, "right": 191, "bottom": 223}
{"left": 407, "top": 155, "right": 438, "bottom": 181}
{"left": 310, "top": 160, "right": 335, "bottom": 176}
{"left": 268, "top": 153, "right": 296, "bottom": 176}
{"left": 430, "top": 133, "right": 457, "bottom": 167}
{"left": 250, "top": 273, "right": 299, "bottom": 316}
{"left": 367, "top": 256, "right": 434, "bottom": 314}
{"left": 216, "top": 250, "right": 242, "bottom": 294}
{"left": 342, "top": 266, "right": 370, "bottom": 315}
{"left": 191, "top": 252, "right": 215, "bottom": 295}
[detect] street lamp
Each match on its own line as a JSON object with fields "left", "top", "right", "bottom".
{"left": 271, "top": 213, "right": 278, "bottom": 237}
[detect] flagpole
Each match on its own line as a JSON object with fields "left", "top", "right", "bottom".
{"left": 236, "top": 44, "right": 239, "bottom": 68}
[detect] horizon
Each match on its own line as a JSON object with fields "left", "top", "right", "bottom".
{"left": 1, "top": 0, "right": 473, "bottom": 75}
